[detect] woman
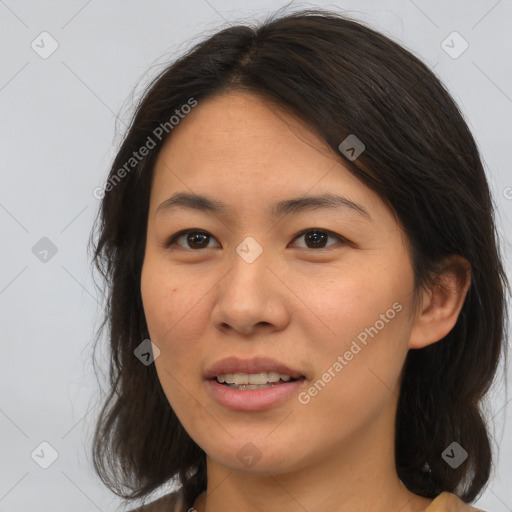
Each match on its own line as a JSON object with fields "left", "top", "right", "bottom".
{"left": 89, "top": 8, "right": 508, "bottom": 512}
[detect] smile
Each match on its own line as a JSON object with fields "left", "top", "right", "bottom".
{"left": 216, "top": 371, "right": 295, "bottom": 386}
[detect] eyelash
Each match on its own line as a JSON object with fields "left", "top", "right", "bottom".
{"left": 164, "top": 228, "right": 349, "bottom": 251}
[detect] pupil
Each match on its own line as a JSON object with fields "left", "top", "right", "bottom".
{"left": 306, "top": 231, "right": 326, "bottom": 248}
{"left": 188, "top": 233, "right": 208, "bottom": 248}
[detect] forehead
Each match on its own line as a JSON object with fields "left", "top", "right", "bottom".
{"left": 149, "top": 91, "right": 387, "bottom": 227}
{"left": 154, "top": 90, "right": 334, "bottom": 173}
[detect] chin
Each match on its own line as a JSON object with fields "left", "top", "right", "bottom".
{"left": 203, "top": 436, "right": 309, "bottom": 475}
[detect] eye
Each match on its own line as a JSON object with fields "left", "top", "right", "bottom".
{"left": 165, "top": 228, "right": 348, "bottom": 251}
{"left": 165, "top": 230, "right": 220, "bottom": 250}
{"left": 290, "top": 229, "right": 347, "bottom": 250}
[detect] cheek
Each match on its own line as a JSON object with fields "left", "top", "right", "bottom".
{"left": 140, "top": 268, "right": 201, "bottom": 415}
{"left": 294, "top": 262, "right": 410, "bottom": 342}
{"left": 296, "top": 264, "right": 412, "bottom": 394}
{"left": 140, "top": 260, "right": 210, "bottom": 393}
{"left": 141, "top": 259, "right": 204, "bottom": 343}
{"left": 298, "top": 298, "right": 409, "bottom": 443}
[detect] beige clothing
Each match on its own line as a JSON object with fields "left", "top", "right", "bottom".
{"left": 425, "top": 492, "right": 485, "bottom": 512}
{"left": 129, "top": 489, "right": 486, "bottom": 511}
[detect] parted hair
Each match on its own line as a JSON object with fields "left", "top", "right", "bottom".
{"left": 89, "top": 8, "right": 509, "bottom": 509}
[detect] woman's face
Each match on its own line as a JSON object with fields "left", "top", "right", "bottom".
{"left": 141, "top": 91, "right": 419, "bottom": 475}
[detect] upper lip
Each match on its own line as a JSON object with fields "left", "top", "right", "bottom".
{"left": 204, "top": 356, "right": 305, "bottom": 380}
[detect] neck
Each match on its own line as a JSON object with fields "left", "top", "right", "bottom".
{"left": 192, "top": 411, "right": 433, "bottom": 512}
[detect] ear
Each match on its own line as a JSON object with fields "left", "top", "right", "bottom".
{"left": 409, "top": 255, "right": 471, "bottom": 350}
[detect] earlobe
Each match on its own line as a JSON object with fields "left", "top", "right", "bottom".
{"left": 408, "top": 255, "right": 471, "bottom": 350}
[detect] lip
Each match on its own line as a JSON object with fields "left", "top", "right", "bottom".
{"left": 204, "top": 356, "right": 305, "bottom": 380}
{"left": 206, "top": 378, "right": 306, "bottom": 411}
{"left": 204, "top": 356, "right": 306, "bottom": 412}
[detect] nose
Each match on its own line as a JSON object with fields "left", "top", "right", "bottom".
{"left": 210, "top": 247, "right": 292, "bottom": 337}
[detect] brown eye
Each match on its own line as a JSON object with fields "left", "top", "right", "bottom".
{"left": 165, "top": 228, "right": 347, "bottom": 251}
{"left": 166, "top": 230, "right": 220, "bottom": 250}
{"left": 291, "top": 229, "right": 345, "bottom": 250}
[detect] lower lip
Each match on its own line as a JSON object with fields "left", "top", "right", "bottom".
{"left": 206, "top": 378, "right": 306, "bottom": 411}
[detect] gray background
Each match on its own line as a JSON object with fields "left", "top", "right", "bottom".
{"left": 0, "top": 1, "right": 511, "bottom": 511}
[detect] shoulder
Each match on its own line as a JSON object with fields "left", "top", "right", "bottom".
{"left": 425, "top": 492, "right": 487, "bottom": 512}
{"left": 127, "top": 489, "right": 186, "bottom": 512}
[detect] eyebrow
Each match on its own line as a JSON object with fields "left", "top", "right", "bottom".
{"left": 155, "top": 192, "right": 372, "bottom": 221}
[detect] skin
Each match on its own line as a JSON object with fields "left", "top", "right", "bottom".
{"left": 140, "top": 91, "right": 471, "bottom": 512}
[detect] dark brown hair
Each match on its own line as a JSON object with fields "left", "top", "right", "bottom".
{"left": 89, "top": 8, "right": 509, "bottom": 509}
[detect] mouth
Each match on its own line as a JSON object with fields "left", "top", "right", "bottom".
{"left": 204, "top": 356, "right": 306, "bottom": 383}
{"left": 213, "top": 371, "right": 304, "bottom": 390}
{"left": 204, "top": 356, "right": 307, "bottom": 409}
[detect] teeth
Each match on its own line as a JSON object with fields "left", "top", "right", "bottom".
{"left": 224, "top": 383, "right": 275, "bottom": 390}
{"left": 216, "top": 371, "right": 293, "bottom": 385}
{"left": 233, "top": 373, "right": 247, "bottom": 385}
